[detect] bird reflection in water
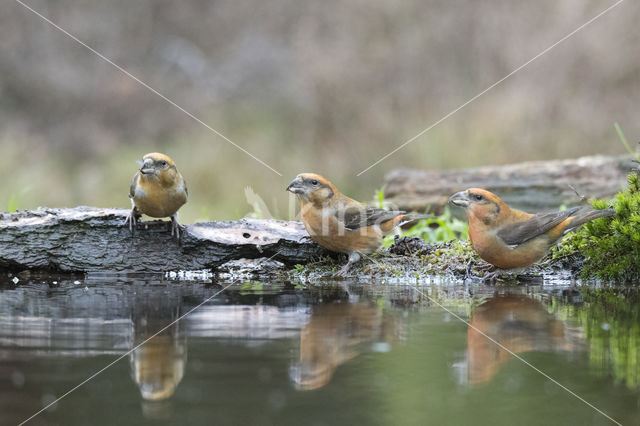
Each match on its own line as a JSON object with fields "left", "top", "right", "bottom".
{"left": 466, "top": 295, "right": 578, "bottom": 385}
{"left": 129, "top": 289, "right": 187, "bottom": 418}
{"left": 290, "top": 301, "right": 401, "bottom": 391}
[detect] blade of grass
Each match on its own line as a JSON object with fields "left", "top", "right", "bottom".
{"left": 615, "top": 122, "right": 639, "bottom": 161}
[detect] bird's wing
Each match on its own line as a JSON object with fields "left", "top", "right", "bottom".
{"left": 496, "top": 207, "right": 580, "bottom": 247}
{"left": 128, "top": 173, "right": 139, "bottom": 199}
{"left": 339, "top": 206, "right": 405, "bottom": 230}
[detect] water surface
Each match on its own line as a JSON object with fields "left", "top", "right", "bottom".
{"left": 1, "top": 274, "right": 638, "bottom": 425}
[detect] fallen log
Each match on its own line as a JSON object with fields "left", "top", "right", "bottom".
{"left": 384, "top": 155, "right": 634, "bottom": 214}
{"left": 0, "top": 207, "right": 328, "bottom": 273}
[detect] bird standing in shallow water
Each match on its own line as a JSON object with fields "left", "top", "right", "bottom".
{"left": 125, "top": 152, "right": 188, "bottom": 238}
{"left": 449, "top": 188, "right": 615, "bottom": 273}
{"left": 287, "top": 173, "right": 432, "bottom": 276}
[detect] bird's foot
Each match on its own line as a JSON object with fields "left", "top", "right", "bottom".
{"left": 334, "top": 252, "right": 361, "bottom": 278}
{"left": 465, "top": 260, "right": 474, "bottom": 279}
{"left": 481, "top": 270, "right": 504, "bottom": 284}
{"left": 465, "top": 260, "right": 494, "bottom": 280}
{"left": 170, "top": 215, "right": 183, "bottom": 240}
{"left": 335, "top": 263, "right": 351, "bottom": 278}
{"left": 123, "top": 208, "right": 140, "bottom": 233}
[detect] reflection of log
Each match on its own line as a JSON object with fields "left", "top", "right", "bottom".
{"left": 0, "top": 207, "right": 328, "bottom": 273}
{"left": 384, "top": 155, "right": 634, "bottom": 215}
{"left": 0, "top": 277, "right": 327, "bottom": 359}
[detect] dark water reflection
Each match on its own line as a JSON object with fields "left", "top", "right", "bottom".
{"left": 290, "top": 301, "right": 402, "bottom": 391}
{"left": 0, "top": 274, "right": 639, "bottom": 425}
{"left": 130, "top": 289, "right": 186, "bottom": 403}
{"left": 466, "top": 295, "right": 578, "bottom": 385}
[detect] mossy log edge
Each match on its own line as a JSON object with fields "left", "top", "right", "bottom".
{"left": 0, "top": 207, "right": 329, "bottom": 273}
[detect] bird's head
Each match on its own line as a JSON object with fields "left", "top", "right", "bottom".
{"left": 286, "top": 173, "right": 337, "bottom": 205}
{"left": 137, "top": 152, "right": 180, "bottom": 185}
{"left": 448, "top": 188, "right": 506, "bottom": 226}
{"left": 288, "top": 361, "right": 332, "bottom": 391}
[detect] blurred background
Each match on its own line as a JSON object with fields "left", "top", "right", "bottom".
{"left": 0, "top": 0, "right": 637, "bottom": 223}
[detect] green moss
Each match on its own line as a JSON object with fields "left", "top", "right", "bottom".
{"left": 283, "top": 239, "right": 482, "bottom": 281}
{"left": 554, "top": 171, "right": 640, "bottom": 281}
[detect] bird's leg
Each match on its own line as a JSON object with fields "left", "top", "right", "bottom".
{"left": 481, "top": 269, "right": 504, "bottom": 284}
{"left": 477, "top": 263, "right": 495, "bottom": 272}
{"left": 124, "top": 206, "right": 140, "bottom": 233}
{"left": 170, "top": 213, "right": 181, "bottom": 239}
{"left": 465, "top": 259, "right": 493, "bottom": 280}
{"left": 338, "top": 281, "right": 352, "bottom": 298}
{"left": 336, "top": 252, "right": 361, "bottom": 278}
{"left": 465, "top": 260, "right": 474, "bottom": 279}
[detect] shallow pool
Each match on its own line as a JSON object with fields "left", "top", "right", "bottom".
{"left": 1, "top": 273, "right": 638, "bottom": 425}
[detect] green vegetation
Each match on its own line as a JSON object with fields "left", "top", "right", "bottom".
{"left": 554, "top": 126, "right": 640, "bottom": 281}
{"left": 374, "top": 186, "right": 469, "bottom": 247}
{"left": 5, "top": 187, "right": 31, "bottom": 212}
{"left": 615, "top": 122, "right": 640, "bottom": 161}
{"left": 551, "top": 288, "right": 640, "bottom": 390}
{"left": 383, "top": 206, "right": 469, "bottom": 247}
{"left": 240, "top": 281, "right": 264, "bottom": 295}
{"left": 375, "top": 185, "right": 387, "bottom": 209}
{"left": 555, "top": 172, "right": 640, "bottom": 281}
{"left": 6, "top": 194, "right": 19, "bottom": 213}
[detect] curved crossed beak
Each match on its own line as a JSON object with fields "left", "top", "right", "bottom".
{"left": 286, "top": 177, "right": 305, "bottom": 195}
{"left": 138, "top": 158, "right": 155, "bottom": 175}
{"left": 449, "top": 190, "right": 470, "bottom": 208}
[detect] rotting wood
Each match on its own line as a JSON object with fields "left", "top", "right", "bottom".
{"left": 383, "top": 155, "right": 635, "bottom": 214}
{"left": 0, "top": 207, "right": 329, "bottom": 273}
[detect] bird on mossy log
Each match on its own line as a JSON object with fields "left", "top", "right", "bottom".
{"left": 125, "top": 152, "right": 188, "bottom": 238}
{"left": 449, "top": 188, "right": 615, "bottom": 276}
{"left": 287, "top": 173, "right": 432, "bottom": 276}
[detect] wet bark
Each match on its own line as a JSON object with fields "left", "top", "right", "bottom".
{"left": 384, "top": 155, "right": 635, "bottom": 214}
{"left": 0, "top": 207, "right": 328, "bottom": 273}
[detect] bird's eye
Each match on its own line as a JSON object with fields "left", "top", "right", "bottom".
{"left": 310, "top": 179, "right": 319, "bottom": 185}
{"left": 472, "top": 193, "right": 484, "bottom": 201}
{"left": 160, "top": 161, "right": 167, "bottom": 166}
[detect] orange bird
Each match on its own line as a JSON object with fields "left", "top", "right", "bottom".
{"left": 125, "top": 153, "right": 188, "bottom": 238}
{"left": 449, "top": 188, "right": 615, "bottom": 270}
{"left": 287, "top": 173, "right": 431, "bottom": 276}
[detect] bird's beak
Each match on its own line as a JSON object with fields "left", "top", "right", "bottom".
{"left": 139, "top": 158, "right": 155, "bottom": 175}
{"left": 449, "top": 190, "right": 470, "bottom": 208}
{"left": 286, "top": 176, "right": 306, "bottom": 195}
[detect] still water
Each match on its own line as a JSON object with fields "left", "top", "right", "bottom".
{"left": 0, "top": 273, "right": 639, "bottom": 425}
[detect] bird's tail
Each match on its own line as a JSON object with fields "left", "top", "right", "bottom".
{"left": 395, "top": 213, "right": 436, "bottom": 227}
{"left": 567, "top": 208, "right": 616, "bottom": 230}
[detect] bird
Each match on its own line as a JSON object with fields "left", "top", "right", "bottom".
{"left": 448, "top": 188, "right": 615, "bottom": 272}
{"left": 286, "top": 173, "right": 432, "bottom": 276}
{"left": 124, "top": 152, "right": 188, "bottom": 238}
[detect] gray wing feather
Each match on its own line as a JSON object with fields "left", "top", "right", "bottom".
{"left": 496, "top": 207, "right": 580, "bottom": 247}
{"left": 340, "top": 206, "right": 405, "bottom": 230}
{"left": 129, "top": 173, "right": 139, "bottom": 199}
